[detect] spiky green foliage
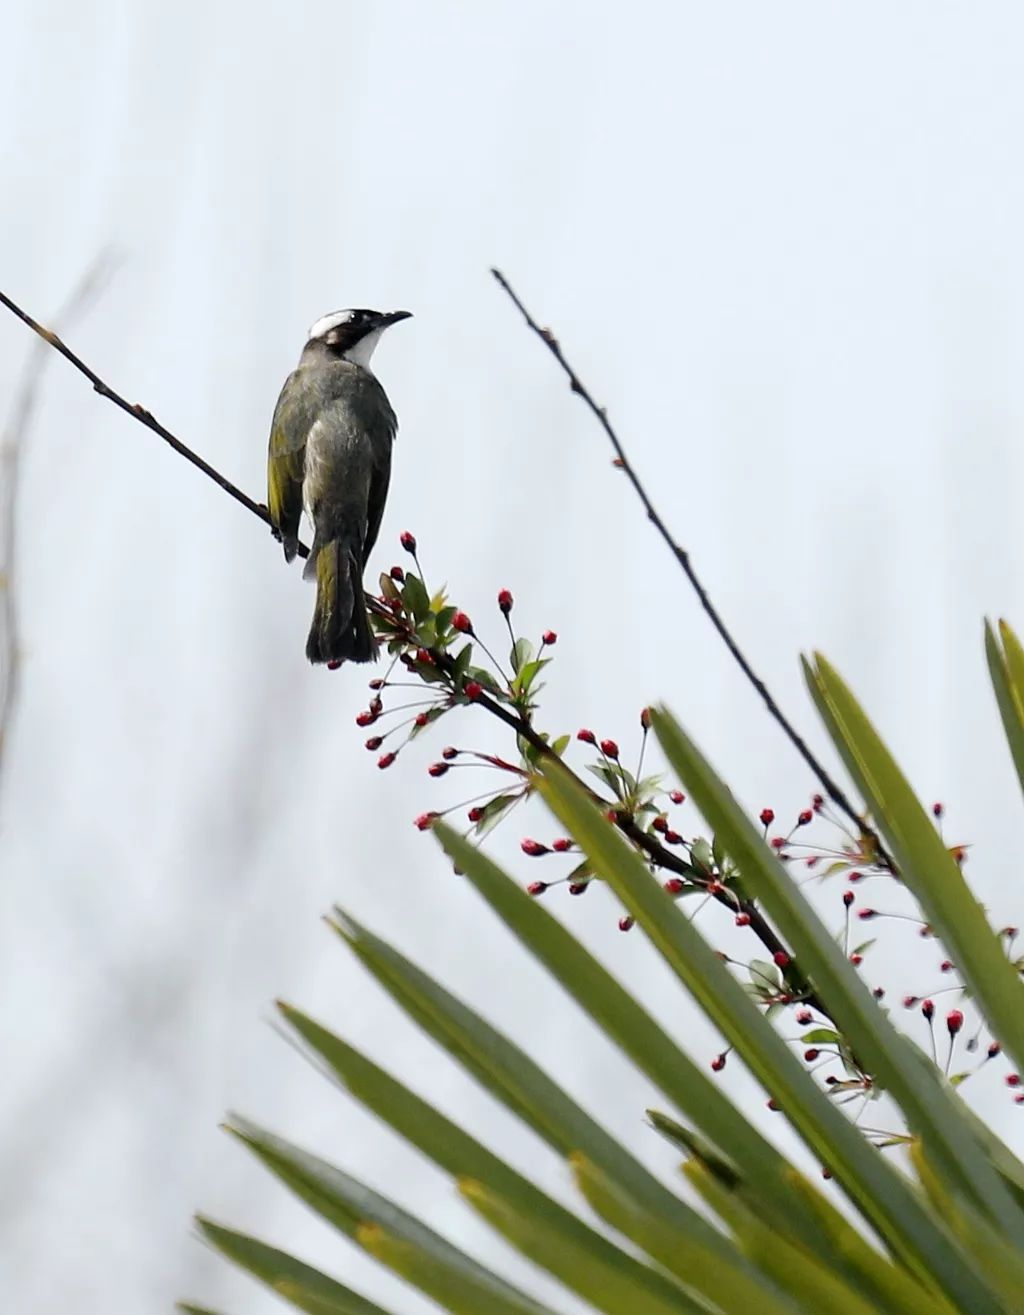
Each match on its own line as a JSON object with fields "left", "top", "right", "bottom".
{"left": 187, "top": 620, "right": 1024, "bottom": 1314}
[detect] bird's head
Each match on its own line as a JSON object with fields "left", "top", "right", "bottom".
{"left": 304, "top": 308, "right": 412, "bottom": 370}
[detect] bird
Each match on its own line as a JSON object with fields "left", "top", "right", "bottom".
{"left": 267, "top": 307, "right": 411, "bottom": 665}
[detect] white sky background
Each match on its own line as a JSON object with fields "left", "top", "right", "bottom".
{"left": 4, "top": 2, "right": 1024, "bottom": 1311}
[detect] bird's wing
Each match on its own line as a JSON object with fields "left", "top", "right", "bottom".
{"left": 361, "top": 380, "right": 398, "bottom": 559}
{"left": 267, "top": 369, "right": 308, "bottom": 557}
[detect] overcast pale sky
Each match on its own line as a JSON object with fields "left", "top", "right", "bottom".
{"left": 5, "top": 4, "right": 1024, "bottom": 1312}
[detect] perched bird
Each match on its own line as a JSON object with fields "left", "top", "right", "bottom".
{"left": 267, "top": 308, "right": 411, "bottom": 665}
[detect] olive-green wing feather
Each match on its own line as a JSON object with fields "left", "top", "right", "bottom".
{"left": 267, "top": 370, "right": 308, "bottom": 562}
{"left": 361, "top": 376, "right": 398, "bottom": 559}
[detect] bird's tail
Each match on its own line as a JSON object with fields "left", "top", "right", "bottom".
{"left": 304, "top": 538, "right": 378, "bottom": 665}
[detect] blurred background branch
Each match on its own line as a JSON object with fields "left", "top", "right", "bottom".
{"left": 0, "top": 254, "right": 116, "bottom": 788}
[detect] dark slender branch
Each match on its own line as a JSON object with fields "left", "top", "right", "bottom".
{"left": 0, "top": 282, "right": 832, "bottom": 1022}
{"left": 0, "top": 287, "right": 292, "bottom": 551}
{"left": 491, "top": 268, "right": 890, "bottom": 869}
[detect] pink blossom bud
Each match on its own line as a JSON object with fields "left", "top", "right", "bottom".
{"left": 452, "top": 611, "right": 473, "bottom": 634}
{"left": 400, "top": 531, "right": 417, "bottom": 553}
{"left": 497, "top": 589, "right": 514, "bottom": 614}
{"left": 600, "top": 739, "right": 619, "bottom": 759}
{"left": 577, "top": 728, "right": 596, "bottom": 744}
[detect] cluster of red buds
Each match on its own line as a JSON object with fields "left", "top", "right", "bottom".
{"left": 353, "top": 533, "right": 561, "bottom": 836}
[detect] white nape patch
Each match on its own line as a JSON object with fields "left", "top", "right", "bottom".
{"left": 307, "top": 309, "right": 354, "bottom": 341}
{"left": 342, "top": 325, "right": 385, "bottom": 371}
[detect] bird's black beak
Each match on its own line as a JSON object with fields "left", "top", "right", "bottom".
{"left": 378, "top": 310, "right": 413, "bottom": 327}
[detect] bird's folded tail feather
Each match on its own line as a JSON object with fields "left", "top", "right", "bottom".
{"left": 305, "top": 538, "right": 378, "bottom": 665}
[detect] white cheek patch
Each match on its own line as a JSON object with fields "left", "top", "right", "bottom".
{"left": 342, "top": 325, "right": 385, "bottom": 370}
{"left": 308, "top": 309, "right": 354, "bottom": 341}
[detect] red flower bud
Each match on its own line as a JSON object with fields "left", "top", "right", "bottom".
{"left": 797, "top": 809, "right": 813, "bottom": 826}
{"left": 873, "top": 986, "right": 885, "bottom": 1000}
{"left": 577, "top": 728, "right": 596, "bottom": 744}
{"left": 921, "top": 999, "right": 935, "bottom": 1020}
{"left": 600, "top": 739, "right": 619, "bottom": 759}
{"left": 415, "top": 712, "right": 428, "bottom": 727}
{"left": 465, "top": 681, "right": 483, "bottom": 700}
{"left": 468, "top": 806, "right": 483, "bottom": 822}
{"left": 812, "top": 793, "right": 824, "bottom": 810}
{"left": 857, "top": 908, "right": 877, "bottom": 920}
{"left": 326, "top": 659, "right": 342, "bottom": 671}
{"left": 663, "top": 878, "right": 685, "bottom": 895}
{"left": 415, "top": 648, "right": 433, "bottom": 665}
{"left": 849, "top": 953, "right": 863, "bottom": 966}
{"left": 390, "top": 565, "right": 405, "bottom": 581}
{"left": 903, "top": 995, "right": 919, "bottom": 1008}
{"left": 989, "top": 1041, "right": 1002, "bottom": 1058}
{"left": 664, "top": 829, "right": 682, "bottom": 845}
{"left": 355, "top": 710, "right": 378, "bottom": 727}
{"left": 796, "top": 1008, "right": 813, "bottom": 1024}
{"left": 848, "top": 870, "right": 863, "bottom": 882}
{"left": 452, "top": 611, "right": 473, "bottom": 634}
{"left": 711, "top": 1053, "right": 727, "bottom": 1072}
{"left": 735, "top": 913, "right": 751, "bottom": 927}
{"left": 428, "top": 762, "right": 449, "bottom": 778}
{"left": 1007, "top": 1073, "right": 1021, "bottom": 1088}
{"left": 940, "top": 959, "right": 954, "bottom": 973}
{"left": 670, "top": 790, "right": 685, "bottom": 804}
{"left": 640, "top": 707, "right": 651, "bottom": 730}
{"left": 842, "top": 890, "right": 854, "bottom": 907}
{"left": 521, "top": 838, "right": 549, "bottom": 857}
{"left": 568, "top": 881, "right": 588, "bottom": 895}
{"left": 618, "top": 915, "right": 634, "bottom": 931}
{"left": 377, "top": 752, "right": 396, "bottom": 769}
{"left": 526, "top": 881, "right": 548, "bottom": 897}
{"left": 400, "top": 530, "right": 417, "bottom": 553}
{"left": 946, "top": 1009, "right": 964, "bottom": 1036}
{"left": 542, "top": 630, "right": 558, "bottom": 646}
{"left": 414, "top": 812, "right": 438, "bottom": 831}
{"left": 497, "top": 588, "right": 514, "bottom": 613}
{"left": 770, "top": 836, "right": 785, "bottom": 849}
{"left": 364, "top": 735, "right": 384, "bottom": 752}
{"left": 652, "top": 815, "right": 668, "bottom": 834}
{"left": 552, "top": 838, "right": 572, "bottom": 853}
{"left": 759, "top": 808, "right": 775, "bottom": 826}
{"left": 932, "top": 801, "right": 944, "bottom": 818}
{"left": 804, "top": 1048, "right": 819, "bottom": 1062}
{"left": 774, "top": 951, "right": 790, "bottom": 968}
{"left": 442, "top": 746, "right": 458, "bottom": 760}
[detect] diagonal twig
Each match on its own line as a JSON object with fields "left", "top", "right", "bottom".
{"left": 490, "top": 267, "right": 889, "bottom": 864}
{"left": 0, "top": 286, "right": 281, "bottom": 545}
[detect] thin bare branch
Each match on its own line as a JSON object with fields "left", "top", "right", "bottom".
{"left": 0, "top": 285, "right": 285, "bottom": 548}
{"left": 491, "top": 267, "right": 888, "bottom": 863}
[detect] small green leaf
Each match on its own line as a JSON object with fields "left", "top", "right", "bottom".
{"left": 510, "top": 637, "right": 534, "bottom": 673}
{"left": 452, "top": 643, "right": 473, "bottom": 683}
{"left": 400, "top": 573, "right": 430, "bottom": 623}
